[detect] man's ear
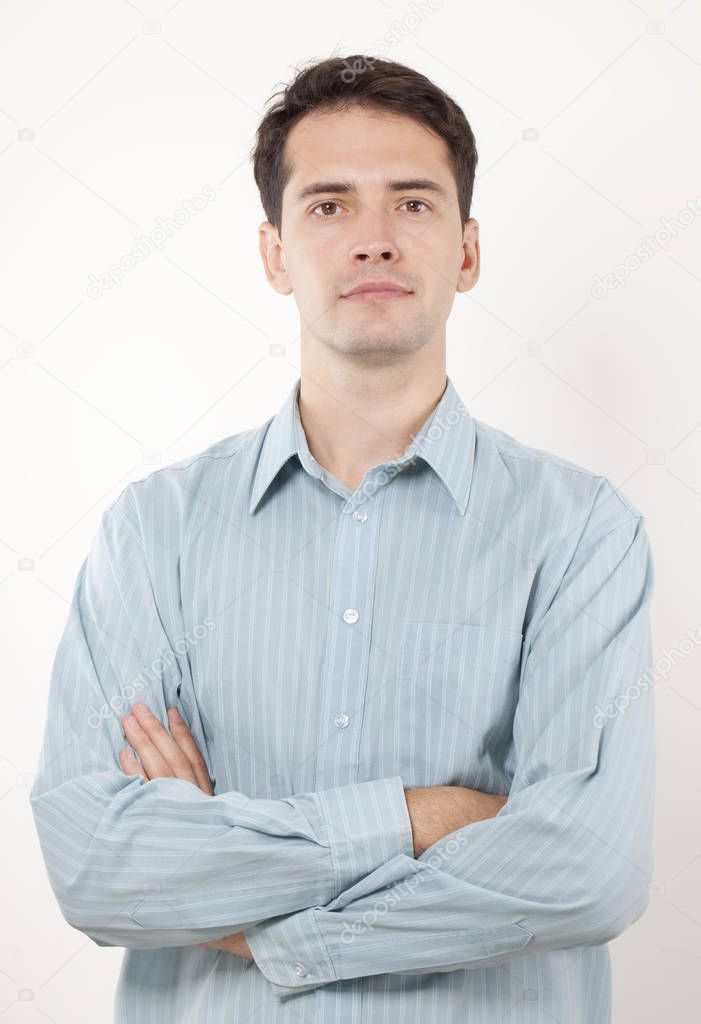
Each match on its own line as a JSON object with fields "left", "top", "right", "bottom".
{"left": 259, "top": 221, "right": 293, "bottom": 295}
{"left": 456, "top": 217, "right": 480, "bottom": 294}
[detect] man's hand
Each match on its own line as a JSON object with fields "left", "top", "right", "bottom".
{"left": 118, "top": 704, "right": 253, "bottom": 960}
{"left": 119, "top": 702, "right": 214, "bottom": 795}
{"left": 404, "top": 785, "right": 508, "bottom": 857}
{"left": 198, "top": 933, "right": 254, "bottom": 959}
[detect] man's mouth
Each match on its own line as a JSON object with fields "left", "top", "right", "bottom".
{"left": 342, "top": 280, "right": 413, "bottom": 301}
{"left": 343, "top": 289, "right": 412, "bottom": 301}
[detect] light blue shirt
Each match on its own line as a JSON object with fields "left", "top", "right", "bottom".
{"left": 30, "top": 374, "right": 656, "bottom": 1023}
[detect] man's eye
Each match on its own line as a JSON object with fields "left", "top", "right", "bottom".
{"left": 401, "top": 200, "right": 429, "bottom": 213}
{"left": 310, "top": 199, "right": 430, "bottom": 218}
{"left": 311, "top": 201, "right": 342, "bottom": 217}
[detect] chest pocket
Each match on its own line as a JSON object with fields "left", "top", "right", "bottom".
{"left": 394, "top": 622, "right": 523, "bottom": 788}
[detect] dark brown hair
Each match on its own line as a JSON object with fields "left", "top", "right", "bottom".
{"left": 250, "top": 54, "right": 478, "bottom": 237}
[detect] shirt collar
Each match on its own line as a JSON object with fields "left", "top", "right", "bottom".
{"left": 249, "top": 374, "right": 475, "bottom": 516}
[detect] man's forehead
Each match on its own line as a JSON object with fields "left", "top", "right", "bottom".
{"left": 285, "top": 145, "right": 453, "bottom": 200}
{"left": 295, "top": 115, "right": 443, "bottom": 156}
{"left": 284, "top": 108, "right": 451, "bottom": 174}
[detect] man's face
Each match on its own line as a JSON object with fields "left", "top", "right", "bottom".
{"left": 259, "top": 105, "right": 479, "bottom": 363}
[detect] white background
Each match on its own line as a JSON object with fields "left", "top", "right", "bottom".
{"left": 2, "top": 0, "right": 700, "bottom": 1020}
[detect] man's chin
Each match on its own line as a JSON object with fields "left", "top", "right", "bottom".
{"left": 328, "top": 335, "right": 424, "bottom": 360}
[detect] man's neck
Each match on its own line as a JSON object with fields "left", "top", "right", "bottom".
{"left": 296, "top": 364, "right": 448, "bottom": 491}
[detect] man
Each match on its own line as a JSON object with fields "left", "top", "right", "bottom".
{"left": 30, "top": 54, "right": 655, "bottom": 1023}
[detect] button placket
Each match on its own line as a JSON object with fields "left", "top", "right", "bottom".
{"left": 314, "top": 491, "right": 385, "bottom": 790}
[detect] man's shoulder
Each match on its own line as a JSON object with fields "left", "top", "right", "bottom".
{"left": 473, "top": 415, "right": 645, "bottom": 530}
{"left": 103, "top": 421, "right": 266, "bottom": 532}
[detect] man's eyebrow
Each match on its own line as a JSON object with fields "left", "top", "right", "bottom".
{"left": 293, "top": 178, "right": 449, "bottom": 203}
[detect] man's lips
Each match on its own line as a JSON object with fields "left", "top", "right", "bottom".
{"left": 342, "top": 282, "right": 413, "bottom": 301}
{"left": 343, "top": 289, "right": 412, "bottom": 301}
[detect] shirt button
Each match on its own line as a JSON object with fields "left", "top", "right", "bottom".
{"left": 293, "top": 962, "right": 308, "bottom": 977}
{"left": 343, "top": 608, "right": 359, "bottom": 624}
{"left": 334, "top": 712, "right": 350, "bottom": 729}
{"left": 353, "top": 509, "right": 368, "bottom": 523}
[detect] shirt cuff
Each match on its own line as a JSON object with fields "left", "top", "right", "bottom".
{"left": 317, "top": 775, "right": 414, "bottom": 894}
{"left": 245, "top": 775, "right": 413, "bottom": 998}
{"left": 244, "top": 905, "right": 333, "bottom": 999}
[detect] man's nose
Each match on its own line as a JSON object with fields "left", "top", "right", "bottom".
{"left": 349, "top": 239, "right": 401, "bottom": 263}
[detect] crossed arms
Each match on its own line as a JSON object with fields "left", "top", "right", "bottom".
{"left": 29, "top": 483, "right": 656, "bottom": 1002}
{"left": 117, "top": 704, "right": 508, "bottom": 962}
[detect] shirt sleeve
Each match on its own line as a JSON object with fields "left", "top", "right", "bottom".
{"left": 243, "top": 504, "right": 657, "bottom": 1000}
{"left": 29, "top": 486, "right": 415, "bottom": 950}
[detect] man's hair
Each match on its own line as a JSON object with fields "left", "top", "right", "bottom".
{"left": 250, "top": 54, "right": 478, "bottom": 237}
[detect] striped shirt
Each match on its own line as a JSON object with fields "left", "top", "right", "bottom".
{"left": 30, "top": 373, "right": 656, "bottom": 1023}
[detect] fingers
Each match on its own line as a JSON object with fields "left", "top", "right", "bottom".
{"left": 119, "top": 746, "right": 146, "bottom": 781}
{"left": 197, "top": 934, "right": 251, "bottom": 957}
{"left": 167, "top": 707, "right": 214, "bottom": 795}
{"left": 119, "top": 702, "right": 214, "bottom": 795}
{"left": 121, "top": 703, "right": 199, "bottom": 787}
